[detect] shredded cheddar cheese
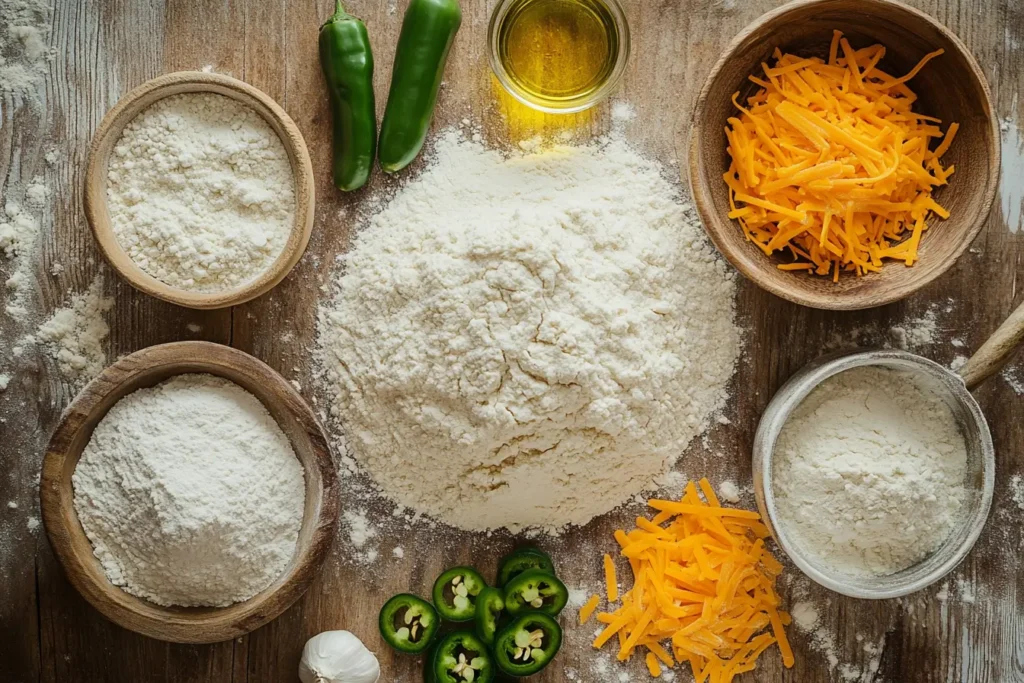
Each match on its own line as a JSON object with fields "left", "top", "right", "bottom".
{"left": 580, "top": 594, "right": 601, "bottom": 624}
{"left": 604, "top": 553, "right": 619, "bottom": 602}
{"left": 590, "top": 479, "right": 793, "bottom": 682}
{"left": 724, "top": 30, "right": 957, "bottom": 280}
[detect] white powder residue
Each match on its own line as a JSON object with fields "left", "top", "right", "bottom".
{"left": 392, "top": 546, "right": 404, "bottom": 559}
{"left": 0, "top": 0, "right": 53, "bottom": 102}
{"left": 317, "top": 131, "right": 739, "bottom": 534}
{"left": 611, "top": 101, "right": 636, "bottom": 123}
{"left": 26, "top": 277, "right": 113, "bottom": 385}
{"left": 0, "top": 373, "right": 9, "bottom": 391}
{"left": 791, "top": 601, "right": 820, "bottom": 632}
{"left": 0, "top": 195, "right": 41, "bottom": 321}
{"left": 567, "top": 587, "right": 589, "bottom": 608}
{"left": 344, "top": 509, "right": 376, "bottom": 549}
{"left": 1003, "top": 366, "right": 1024, "bottom": 395}
{"left": 1000, "top": 97, "right": 1023, "bottom": 233}
{"left": 774, "top": 366, "right": 968, "bottom": 577}
{"left": 1010, "top": 475, "right": 1024, "bottom": 511}
{"left": 889, "top": 307, "right": 938, "bottom": 349}
{"left": 956, "top": 578, "right": 976, "bottom": 604}
{"left": 106, "top": 93, "right": 296, "bottom": 292}
{"left": 718, "top": 480, "right": 741, "bottom": 503}
{"left": 72, "top": 374, "right": 305, "bottom": 607}
{"left": 950, "top": 355, "right": 968, "bottom": 371}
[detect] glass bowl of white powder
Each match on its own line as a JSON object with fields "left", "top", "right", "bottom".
{"left": 39, "top": 341, "right": 339, "bottom": 643}
{"left": 84, "top": 71, "right": 315, "bottom": 309}
{"left": 752, "top": 350, "right": 994, "bottom": 599}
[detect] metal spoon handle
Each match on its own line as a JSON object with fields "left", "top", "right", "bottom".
{"left": 959, "top": 298, "right": 1024, "bottom": 391}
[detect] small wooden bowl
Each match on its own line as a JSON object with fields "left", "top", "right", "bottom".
{"left": 39, "top": 342, "right": 339, "bottom": 644}
{"left": 84, "top": 72, "right": 316, "bottom": 309}
{"left": 688, "top": 0, "right": 1000, "bottom": 310}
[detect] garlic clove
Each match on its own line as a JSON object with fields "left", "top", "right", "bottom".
{"left": 298, "top": 630, "right": 381, "bottom": 683}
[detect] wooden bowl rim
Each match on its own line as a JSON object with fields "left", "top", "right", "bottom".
{"left": 39, "top": 342, "right": 340, "bottom": 644}
{"left": 688, "top": 0, "right": 1001, "bottom": 311}
{"left": 84, "top": 71, "right": 316, "bottom": 310}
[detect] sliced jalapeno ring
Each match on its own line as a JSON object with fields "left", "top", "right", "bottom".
{"left": 432, "top": 631, "right": 495, "bottom": 683}
{"left": 379, "top": 593, "right": 439, "bottom": 654}
{"left": 473, "top": 586, "right": 505, "bottom": 646}
{"left": 432, "top": 566, "right": 487, "bottom": 622}
{"left": 502, "top": 569, "right": 568, "bottom": 617}
{"left": 493, "top": 612, "right": 563, "bottom": 677}
{"left": 496, "top": 547, "right": 555, "bottom": 587}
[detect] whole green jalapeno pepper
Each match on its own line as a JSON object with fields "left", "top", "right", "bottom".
{"left": 318, "top": 0, "right": 376, "bottom": 191}
{"left": 378, "top": 0, "right": 462, "bottom": 173}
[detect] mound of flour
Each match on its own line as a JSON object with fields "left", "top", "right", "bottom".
{"left": 105, "top": 93, "right": 295, "bottom": 292}
{"left": 317, "top": 132, "right": 740, "bottom": 533}
{"left": 774, "top": 366, "right": 968, "bottom": 576}
{"left": 73, "top": 374, "right": 305, "bottom": 607}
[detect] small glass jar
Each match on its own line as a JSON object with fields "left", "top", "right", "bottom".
{"left": 488, "top": 0, "right": 631, "bottom": 114}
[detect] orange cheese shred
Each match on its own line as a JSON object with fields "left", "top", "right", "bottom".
{"left": 579, "top": 594, "right": 601, "bottom": 625}
{"left": 604, "top": 553, "right": 619, "bottom": 603}
{"left": 591, "top": 480, "right": 794, "bottom": 682}
{"left": 724, "top": 30, "right": 956, "bottom": 279}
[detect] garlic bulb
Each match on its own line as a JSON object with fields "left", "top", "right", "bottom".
{"left": 298, "top": 630, "right": 381, "bottom": 683}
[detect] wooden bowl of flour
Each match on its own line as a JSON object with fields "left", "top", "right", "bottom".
{"left": 39, "top": 342, "right": 339, "bottom": 643}
{"left": 84, "top": 72, "right": 316, "bottom": 310}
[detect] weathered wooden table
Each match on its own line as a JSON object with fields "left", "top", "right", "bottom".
{"left": 2, "top": 0, "right": 1022, "bottom": 681}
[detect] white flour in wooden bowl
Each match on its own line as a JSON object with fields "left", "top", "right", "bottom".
{"left": 773, "top": 366, "right": 968, "bottom": 577}
{"left": 316, "top": 131, "right": 741, "bottom": 534}
{"left": 105, "top": 92, "right": 295, "bottom": 292}
{"left": 72, "top": 374, "right": 305, "bottom": 607}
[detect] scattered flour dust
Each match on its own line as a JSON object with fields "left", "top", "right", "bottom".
{"left": 0, "top": 0, "right": 53, "bottom": 101}
{"left": 789, "top": 583, "right": 884, "bottom": 682}
{"left": 717, "top": 480, "right": 741, "bottom": 504}
{"left": 106, "top": 92, "right": 296, "bottom": 292}
{"left": 317, "top": 130, "right": 740, "bottom": 534}
{"left": 1010, "top": 474, "right": 1024, "bottom": 511}
{"left": 72, "top": 374, "right": 305, "bottom": 607}
{"left": 774, "top": 365, "right": 968, "bottom": 576}
{"left": 0, "top": 179, "right": 45, "bottom": 321}
{"left": 25, "top": 276, "right": 114, "bottom": 385}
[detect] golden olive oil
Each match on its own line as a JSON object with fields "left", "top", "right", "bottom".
{"left": 496, "top": 0, "right": 620, "bottom": 106}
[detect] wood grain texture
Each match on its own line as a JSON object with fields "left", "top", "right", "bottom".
{"left": 39, "top": 342, "right": 339, "bottom": 644}
{"left": 1, "top": 0, "right": 1023, "bottom": 682}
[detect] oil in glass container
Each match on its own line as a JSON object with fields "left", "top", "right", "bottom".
{"left": 493, "top": 0, "right": 624, "bottom": 110}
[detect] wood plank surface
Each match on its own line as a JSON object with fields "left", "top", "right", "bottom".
{"left": 1, "top": 0, "right": 1023, "bottom": 682}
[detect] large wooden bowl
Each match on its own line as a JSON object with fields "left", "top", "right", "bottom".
{"left": 688, "top": 0, "right": 1000, "bottom": 310}
{"left": 39, "top": 342, "right": 339, "bottom": 644}
{"left": 84, "top": 72, "right": 316, "bottom": 309}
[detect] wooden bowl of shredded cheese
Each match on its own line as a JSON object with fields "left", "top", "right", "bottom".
{"left": 689, "top": 0, "right": 1000, "bottom": 310}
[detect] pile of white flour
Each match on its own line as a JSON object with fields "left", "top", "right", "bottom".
{"left": 73, "top": 374, "right": 305, "bottom": 607}
{"left": 26, "top": 276, "right": 114, "bottom": 384}
{"left": 106, "top": 93, "right": 295, "bottom": 292}
{"left": 317, "top": 131, "right": 740, "bottom": 533}
{"left": 773, "top": 366, "right": 968, "bottom": 576}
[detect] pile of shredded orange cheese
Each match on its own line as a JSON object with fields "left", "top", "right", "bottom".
{"left": 724, "top": 30, "right": 958, "bottom": 281}
{"left": 582, "top": 479, "right": 793, "bottom": 683}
